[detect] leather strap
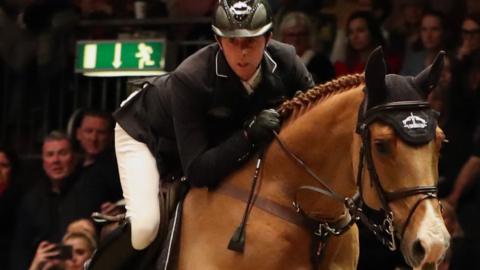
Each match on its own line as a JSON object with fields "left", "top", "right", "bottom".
{"left": 215, "top": 184, "right": 352, "bottom": 231}
{"left": 216, "top": 184, "right": 308, "bottom": 228}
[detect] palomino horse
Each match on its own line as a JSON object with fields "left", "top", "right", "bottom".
{"left": 178, "top": 48, "right": 450, "bottom": 269}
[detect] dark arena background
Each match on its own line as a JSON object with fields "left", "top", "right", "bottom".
{"left": 1, "top": 0, "right": 479, "bottom": 269}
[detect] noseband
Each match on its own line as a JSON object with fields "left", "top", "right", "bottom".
{"left": 355, "top": 100, "right": 439, "bottom": 250}
{"left": 226, "top": 100, "right": 441, "bottom": 259}
{"left": 273, "top": 100, "right": 440, "bottom": 252}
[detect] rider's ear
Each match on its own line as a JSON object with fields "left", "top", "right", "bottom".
{"left": 413, "top": 51, "right": 445, "bottom": 99}
{"left": 265, "top": 32, "right": 272, "bottom": 45}
{"left": 215, "top": 35, "right": 223, "bottom": 50}
{"left": 364, "top": 46, "right": 387, "bottom": 109}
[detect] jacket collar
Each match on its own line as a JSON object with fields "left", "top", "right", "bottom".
{"left": 215, "top": 48, "right": 278, "bottom": 78}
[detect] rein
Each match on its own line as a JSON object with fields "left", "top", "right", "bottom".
{"left": 356, "top": 100, "right": 440, "bottom": 250}
{"left": 223, "top": 131, "right": 357, "bottom": 264}
{"left": 222, "top": 100, "right": 440, "bottom": 261}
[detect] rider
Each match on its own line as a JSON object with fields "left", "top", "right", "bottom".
{"left": 95, "top": 0, "right": 314, "bottom": 264}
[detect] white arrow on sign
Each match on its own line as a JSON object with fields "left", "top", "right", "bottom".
{"left": 112, "top": 43, "right": 122, "bottom": 68}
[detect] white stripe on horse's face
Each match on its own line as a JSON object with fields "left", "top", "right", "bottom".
{"left": 415, "top": 201, "right": 450, "bottom": 268}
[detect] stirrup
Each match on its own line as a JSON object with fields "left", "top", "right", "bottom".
{"left": 91, "top": 212, "right": 126, "bottom": 224}
{"left": 87, "top": 220, "right": 145, "bottom": 270}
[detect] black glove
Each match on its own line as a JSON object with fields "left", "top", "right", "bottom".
{"left": 244, "top": 109, "right": 281, "bottom": 146}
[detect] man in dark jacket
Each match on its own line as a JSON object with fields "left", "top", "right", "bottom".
{"left": 10, "top": 131, "right": 82, "bottom": 270}
{"left": 111, "top": 0, "right": 314, "bottom": 256}
{"left": 73, "top": 110, "right": 122, "bottom": 218}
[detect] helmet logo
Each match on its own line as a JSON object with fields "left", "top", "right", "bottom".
{"left": 229, "top": 0, "right": 254, "bottom": 22}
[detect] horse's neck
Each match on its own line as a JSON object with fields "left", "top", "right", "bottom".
{"left": 255, "top": 86, "right": 364, "bottom": 218}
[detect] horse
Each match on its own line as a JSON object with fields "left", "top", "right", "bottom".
{"left": 177, "top": 47, "right": 450, "bottom": 270}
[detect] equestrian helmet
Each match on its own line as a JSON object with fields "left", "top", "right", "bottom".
{"left": 212, "top": 0, "right": 273, "bottom": 38}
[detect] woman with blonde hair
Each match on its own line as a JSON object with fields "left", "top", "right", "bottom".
{"left": 62, "top": 231, "right": 97, "bottom": 270}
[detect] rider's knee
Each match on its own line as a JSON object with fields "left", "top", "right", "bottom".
{"left": 130, "top": 209, "right": 160, "bottom": 250}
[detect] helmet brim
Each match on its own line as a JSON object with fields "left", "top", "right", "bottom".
{"left": 212, "top": 23, "right": 272, "bottom": 38}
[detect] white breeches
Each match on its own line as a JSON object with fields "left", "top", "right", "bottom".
{"left": 115, "top": 123, "right": 160, "bottom": 250}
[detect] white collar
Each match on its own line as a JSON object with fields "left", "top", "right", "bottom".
{"left": 241, "top": 65, "right": 262, "bottom": 95}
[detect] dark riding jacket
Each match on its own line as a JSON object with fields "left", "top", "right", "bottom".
{"left": 115, "top": 40, "right": 314, "bottom": 187}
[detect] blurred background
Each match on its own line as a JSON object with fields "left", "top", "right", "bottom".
{"left": 1, "top": 0, "right": 480, "bottom": 269}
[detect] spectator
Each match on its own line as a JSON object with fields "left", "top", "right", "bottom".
{"left": 10, "top": 131, "right": 84, "bottom": 270}
{"left": 0, "top": 147, "right": 23, "bottom": 270}
{"left": 277, "top": 11, "right": 335, "bottom": 83}
{"left": 28, "top": 222, "right": 97, "bottom": 270}
{"left": 442, "top": 50, "right": 480, "bottom": 269}
{"left": 66, "top": 218, "right": 97, "bottom": 239}
{"left": 62, "top": 230, "right": 96, "bottom": 270}
{"left": 75, "top": 110, "right": 114, "bottom": 167}
{"left": 326, "top": 0, "right": 392, "bottom": 63}
{"left": 387, "top": 0, "right": 427, "bottom": 56}
{"left": 72, "top": 110, "right": 122, "bottom": 218}
{"left": 439, "top": 50, "right": 480, "bottom": 199}
{"left": 272, "top": 0, "right": 323, "bottom": 32}
{"left": 323, "top": 0, "right": 368, "bottom": 63}
{"left": 456, "top": 14, "right": 480, "bottom": 60}
{"left": 400, "top": 10, "right": 448, "bottom": 76}
{"left": 334, "top": 11, "right": 400, "bottom": 77}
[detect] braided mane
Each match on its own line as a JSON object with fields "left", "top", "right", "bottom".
{"left": 278, "top": 73, "right": 365, "bottom": 120}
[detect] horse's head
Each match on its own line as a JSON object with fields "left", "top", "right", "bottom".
{"left": 358, "top": 47, "right": 450, "bottom": 269}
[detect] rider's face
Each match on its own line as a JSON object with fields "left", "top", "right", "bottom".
{"left": 217, "top": 34, "right": 270, "bottom": 81}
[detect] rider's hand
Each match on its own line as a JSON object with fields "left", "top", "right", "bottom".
{"left": 244, "top": 109, "right": 281, "bottom": 147}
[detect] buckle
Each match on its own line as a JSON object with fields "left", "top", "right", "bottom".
{"left": 314, "top": 223, "right": 338, "bottom": 238}
{"left": 383, "top": 211, "right": 397, "bottom": 251}
{"left": 292, "top": 201, "right": 300, "bottom": 213}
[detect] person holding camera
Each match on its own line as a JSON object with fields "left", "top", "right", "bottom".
{"left": 9, "top": 131, "right": 84, "bottom": 270}
{"left": 28, "top": 229, "right": 97, "bottom": 270}
{"left": 62, "top": 230, "right": 97, "bottom": 270}
{"left": 28, "top": 241, "right": 63, "bottom": 270}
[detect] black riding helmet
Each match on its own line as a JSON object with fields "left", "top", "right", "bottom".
{"left": 212, "top": 0, "right": 273, "bottom": 38}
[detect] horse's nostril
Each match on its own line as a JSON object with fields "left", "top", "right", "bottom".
{"left": 422, "top": 262, "right": 436, "bottom": 270}
{"left": 412, "top": 239, "right": 426, "bottom": 262}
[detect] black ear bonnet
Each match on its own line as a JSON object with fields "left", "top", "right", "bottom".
{"left": 358, "top": 47, "right": 444, "bottom": 145}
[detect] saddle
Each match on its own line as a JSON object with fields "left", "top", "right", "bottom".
{"left": 87, "top": 179, "right": 188, "bottom": 270}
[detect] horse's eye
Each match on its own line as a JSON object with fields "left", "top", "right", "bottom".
{"left": 374, "top": 140, "right": 390, "bottom": 155}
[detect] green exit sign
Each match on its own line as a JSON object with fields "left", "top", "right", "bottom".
{"left": 75, "top": 39, "right": 166, "bottom": 77}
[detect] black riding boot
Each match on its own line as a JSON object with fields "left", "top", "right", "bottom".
{"left": 87, "top": 220, "right": 145, "bottom": 270}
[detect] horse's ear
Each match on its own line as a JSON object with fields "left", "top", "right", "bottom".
{"left": 413, "top": 51, "right": 445, "bottom": 98}
{"left": 365, "top": 46, "right": 387, "bottom": 108}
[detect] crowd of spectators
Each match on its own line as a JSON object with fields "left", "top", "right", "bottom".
{"left": 0, "top": 0, "right": 480, "bottom": 269}
{"left": 1, "top": 109, "right": 121, "bottom": 270}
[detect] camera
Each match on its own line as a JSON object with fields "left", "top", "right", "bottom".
{"left": 49, "top": 244, "right": 73, "bottom": 260}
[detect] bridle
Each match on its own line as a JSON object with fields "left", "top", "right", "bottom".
{"left": 226, "top": 100, "right": 441, "bottom": 257}
{"left": 276, "top": 100, "right": 440, "bottom": 251}
{"left": 354, "top": 100, "right": 439, "bottom": 250}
